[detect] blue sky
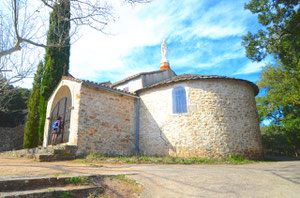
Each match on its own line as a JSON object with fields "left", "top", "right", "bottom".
{"left": 19, "top": 0, "right": 272, "bottom": 88}
{"left": 68, "top": 0, "right": 270, "bottom": 86}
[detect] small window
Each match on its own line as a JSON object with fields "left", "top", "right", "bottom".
{"left": 172, "top": 86, "right": 187, "bottom": 114}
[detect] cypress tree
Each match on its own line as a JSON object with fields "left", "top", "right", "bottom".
{"left": 23, "top": 61, "right": 44, "bottom": 148}
{"left": 39, "top": 1, "right": 70, "bottom": 142}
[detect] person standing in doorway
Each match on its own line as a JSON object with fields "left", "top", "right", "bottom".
{"left": 51, "top": 116, "right": 62, "bottom": 145}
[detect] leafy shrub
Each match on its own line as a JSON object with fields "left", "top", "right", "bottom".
{"left": 261, "top": 126, "right": 298, "bottom": 157}
{"left": 66, "top": 176, "right": 89, "bottom": 185}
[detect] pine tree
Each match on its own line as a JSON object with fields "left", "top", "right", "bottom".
{"left": 24, "top": 61, "right": 44, "bottom": 148}
{"left": 38, "top": 1, "right": 70, "bottom": 143}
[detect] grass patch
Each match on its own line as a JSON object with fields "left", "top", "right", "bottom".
{"left": 60, "top": 191, "right": 73, "bottom": 198}
{"left": 65, "top": 176, "right": 89, "bottom": 185}
{"left": 53, "top": 172, "right": 70, "bottom": 177}
{"left": 74, "top": 152, "right": 255, "bottom": 165}
{"left": 50, "top": 191, "right": 73, "bottom": 198}
{"left": 88, "top": 188, "right": 104, "bottom": 198}
{"left": 88, "top": 164, "right": 104, "bottom": 168}
{"left": 107, "top": 175, "right": 137, "bottom": 185}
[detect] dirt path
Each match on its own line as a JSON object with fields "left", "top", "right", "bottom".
{"left": 0, "top": 157, "right": 135, "bottom": 179}
{"left": 1, "top": 157, "right": 299, "bottom": 198}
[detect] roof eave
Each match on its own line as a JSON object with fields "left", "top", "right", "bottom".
{"left": 82, "top": 81, "right": 139, "bottom": 99}
{"left": 111, "top": 69, "right": 174, "bottom": 87}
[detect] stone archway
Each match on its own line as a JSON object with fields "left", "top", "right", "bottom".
{"left": 47, "top": 86, "right": 72, "bottom": 145}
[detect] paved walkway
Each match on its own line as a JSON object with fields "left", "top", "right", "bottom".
{"left": 127, "top": 161, "right": 300, "bottom": 198}
{"left": 0, "top": 157, "right": 299, "bottom": 198}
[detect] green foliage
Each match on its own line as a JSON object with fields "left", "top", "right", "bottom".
{"left": 0, "top": 85, "right": 30, "bottom": 112}
{"left": 255, "top": 59, "right": 300, "bottom": 157}
{"left": 60, "top": 191, "right": 73, "bottom": 198}
{"left": 23, "top": 62, "right": 44, "bottom": 148}
{"left": 88, "top": 188, "right": 104, "bottom": 198}
{"left": 66, "top": 176, "right": 89, "bottom": 185}
{"left": 243, "top": 0, "right": 300, "bottom": 157}
{"left": 230, "top": 154, "right": 245, "bottom": 162}
{"left": 53, "top": 172, "right": 70, "bottom": 177}
{"left": 76, "top": 152, "right": 255, "bottom": 165}
{"left": 242, "top": 0, "right": 300, "bottom": 67}
{"left": 7, "top": 87, "right": 30, "bottom": 111}
{"left": 0, "top": 86, "right": 30, "bottom": 127}
{"left": 0, "top": 78, "right": 30, "bottom": 113}
{"left": 39, "top": 1, "right": 71, "bottom": 142}
{"left": 261, "top": 126, "right": 297, "bottom": 156}
{"left": 108, "top": 175, "right": 137, "bottom": 185}
{"left": 85, "top": 151, "right": 106, "bottom": 161}
{"left": 50, "top": 190, "right": 73, "bottom": 198}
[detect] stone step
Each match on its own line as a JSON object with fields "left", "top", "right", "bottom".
{"left": 34, "top": 153, "right": 75, "bottom": 162}
{"left": 0, "top": 175, "right": 104, "bottom": 198}
{"left": 0, "top": 145, "right": 78, "bottom": 162}
{"left": 0, "top": 185, "right": 102, "bottom": 198}
{"left": 0, "top": 175, "right": 100, "bottom": 192}
{"left": 0, "top": 177, "right": 66, "bottom": 192}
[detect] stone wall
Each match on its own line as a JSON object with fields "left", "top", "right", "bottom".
{"left": 0, "top": 125, "right": 24, "bottom": 152}
{"left": 77, "top": 84, "right": 137, "bottom": 156}
{"left": 138, "top": 79, "right": 263, "bottom": 160}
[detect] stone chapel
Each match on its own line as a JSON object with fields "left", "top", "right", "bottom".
{"left": 43, "top": 41, "right": 263, "bottom": 160}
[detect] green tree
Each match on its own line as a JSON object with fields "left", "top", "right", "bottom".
{"left": 243, "top": 0, "right": 300, "bottom": 157}
{"left": 242, "top": 0, "right": 300, "bottom": 67}
{"left": 0, "top": 84, "right": 30, "bottom": 127}
{"left": 23, "top": 62, "right": 44, "bottom": 148}
{"left": 39, "top": 1, "right": 70, "bottom": 142}
{"left": 260, "top": 126, "right": 295, "bottom": 156}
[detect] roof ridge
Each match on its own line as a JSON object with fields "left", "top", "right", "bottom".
{"left": 111, "top": 69, "right": 171, "bottom": 87}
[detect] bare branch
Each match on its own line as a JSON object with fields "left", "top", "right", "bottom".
{"left": 20, "top": 38, "right": 65, "bottom": 48}
{"left": 1, "top": 0, "right": 151, "bottom": 58}
{"left": 0, "top": 41, "right": 21, "bottom": 57}
{"left": 40, "top": 0, "right": 54, "bottom": 9}
{"left": 0, "top": 0, "right": 151, "bottom": 108}
{"left": 13, "top": 0, "right": 20, "bottom": 39}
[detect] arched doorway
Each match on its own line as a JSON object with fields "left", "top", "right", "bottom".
{"left": 48, "top": 96, "right": 72, "bottom": 145}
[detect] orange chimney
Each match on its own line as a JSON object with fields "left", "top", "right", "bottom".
{"left": 160, "top": 62, "right": 170, "bottom": 70}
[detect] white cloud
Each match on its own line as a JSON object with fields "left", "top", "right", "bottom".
{"left": 175, "top": 1, "right": 249, "bottom": 40}
{"left": 70, "top": 0, "right": 254, "bottom": 81}
{"left": 235, "top": 60, "right": 268, "bottom": 75}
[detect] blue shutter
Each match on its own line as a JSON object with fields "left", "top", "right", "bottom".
{"left": 172, "top": 89, "right": 177, "bottom": 113}
{"left": 181, "top": 88, "right": 187, "bottom": 113}
{"left": 172, "top": 87, "right": 187, "bottom": 114}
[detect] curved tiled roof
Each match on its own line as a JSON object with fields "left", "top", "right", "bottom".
{"left": 136, "top": 74, "right": 259, "bottom": 96}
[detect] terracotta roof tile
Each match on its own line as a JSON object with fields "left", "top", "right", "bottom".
{"left": 62, "top": 76, "right": 137, "bottom": 97}
{"left": 62, "top": 76, "right": 82, "bottom": 83}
